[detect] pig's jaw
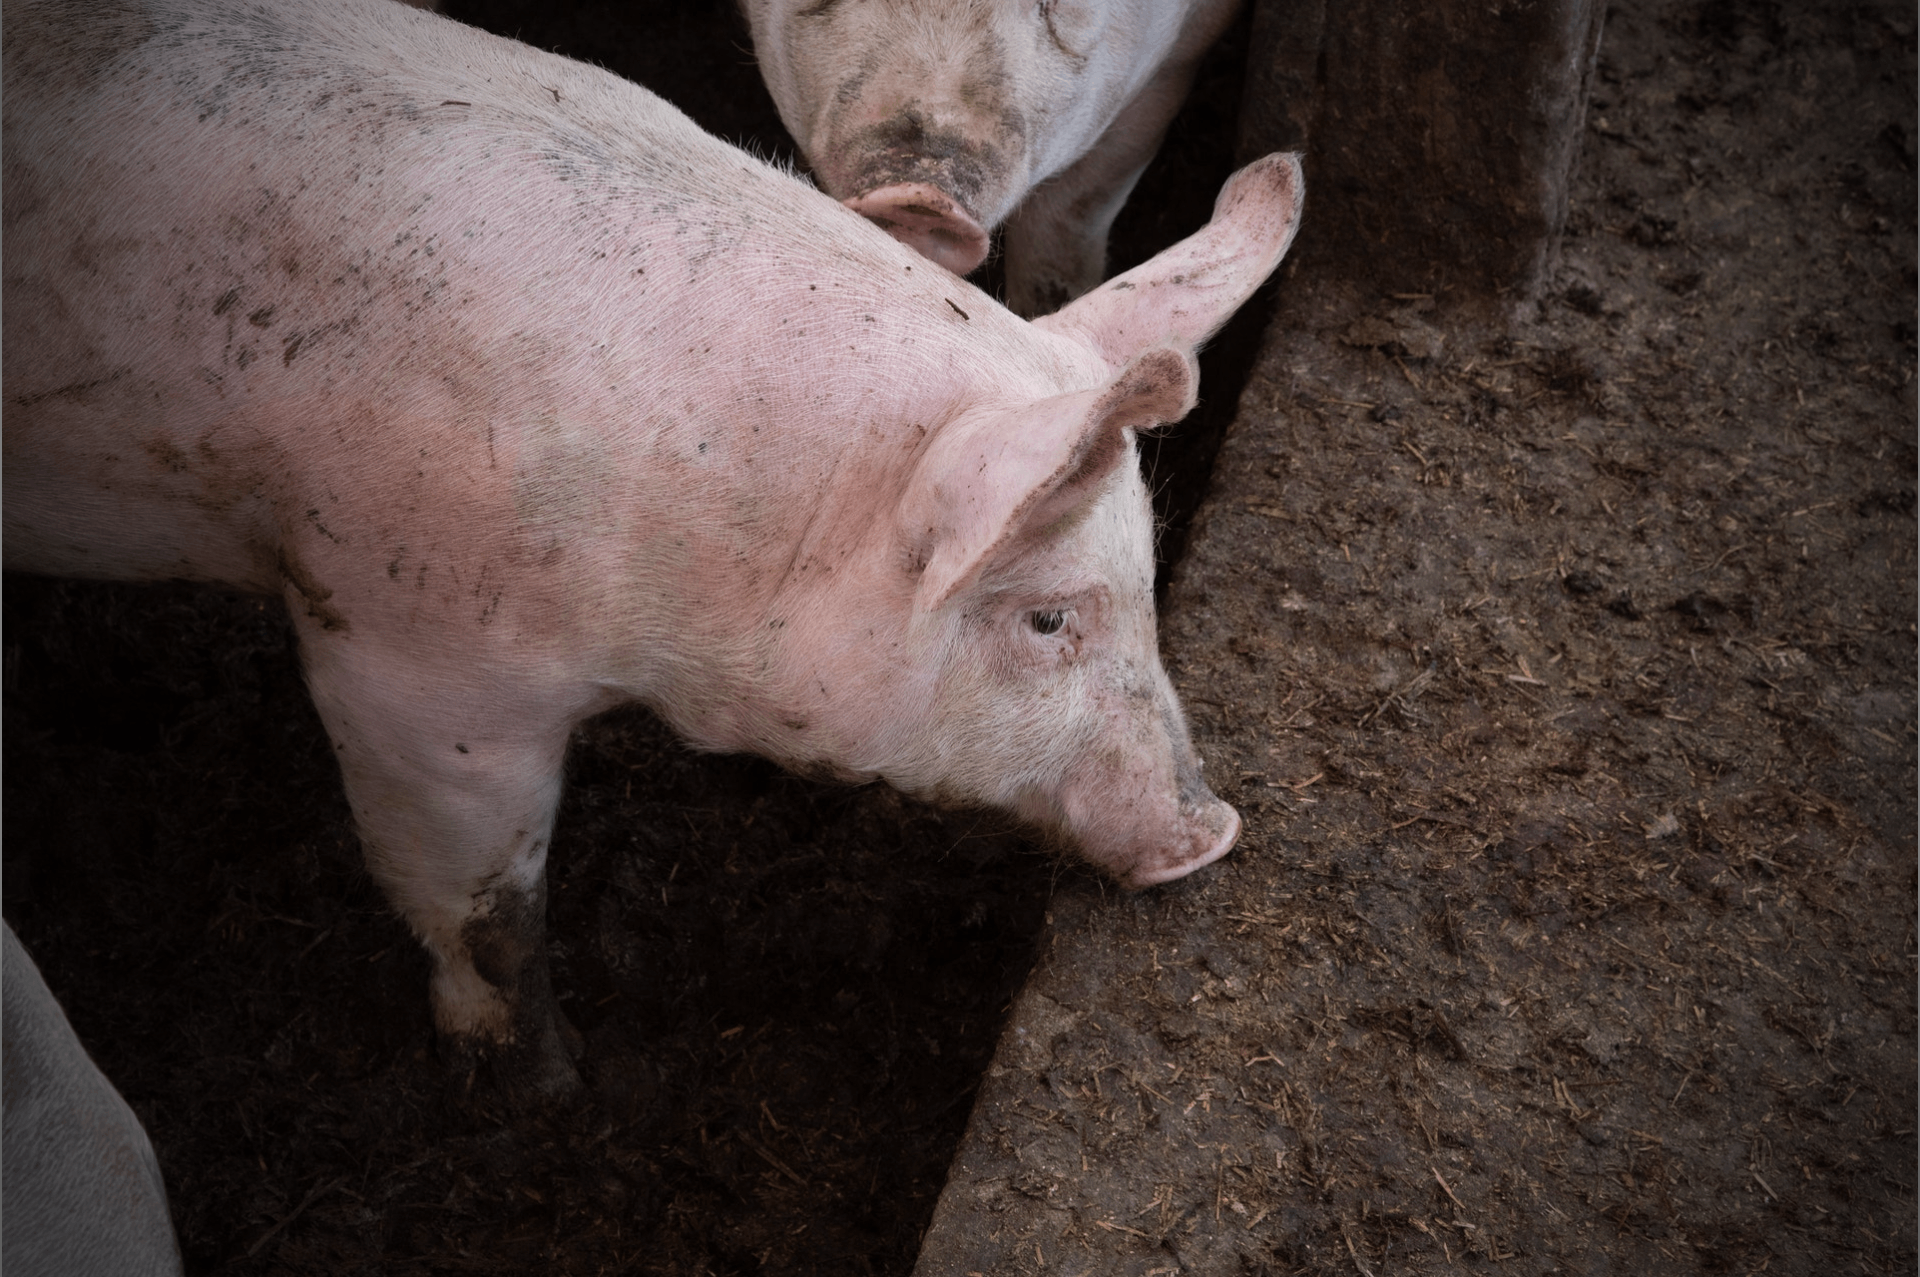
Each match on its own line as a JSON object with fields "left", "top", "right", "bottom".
{"left": 658, "top": 566, "right": 1243, "bottom": 893}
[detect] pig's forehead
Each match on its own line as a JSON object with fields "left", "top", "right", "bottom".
{"left": 1020, "top": 460, "right": 1158, "bottom": 579}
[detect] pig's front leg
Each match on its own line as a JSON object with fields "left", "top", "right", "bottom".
{"left": 1001, "top": 60, "right": 1215, "bottom": 318}
{"left": 295, "top": 615, "right": 584, "bottom": 1102}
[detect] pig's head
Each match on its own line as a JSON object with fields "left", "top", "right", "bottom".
{"left": 755, "top": 155, "right": 1303, "bottom": 888}
{"left": 880, "top": 344, "right": 1238, "bottom": 885}
{"left": 743, "top": 0, "right": 1180, "bottom": 277}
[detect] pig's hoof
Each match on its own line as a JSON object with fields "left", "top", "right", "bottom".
{"left": 515, "top": 1030, "right": 586, "bottom": 1105}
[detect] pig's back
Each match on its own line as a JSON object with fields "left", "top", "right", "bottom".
{"left": 0, "top": 0, "right": 873, "bottom": 588}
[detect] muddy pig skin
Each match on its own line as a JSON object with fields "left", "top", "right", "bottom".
{"left": 2, "top": 0, "right": 1303, "bottom": 1098}
{"left": 744, "top": 0, "right": 1243, "bottom": 315}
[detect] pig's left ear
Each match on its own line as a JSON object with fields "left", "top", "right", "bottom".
{"left": 903, "top": 348, "right": 1196, "bottom": 611}
{"left": 1034, "top": 152, "right": 1305, "bottom": 368}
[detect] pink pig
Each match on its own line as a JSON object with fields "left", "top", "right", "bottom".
{"left": 2, "top": 0, "right": 1302, "bottom": 1096}
{"left": 744, "top": 0, "right": 1244, "bottom": 315}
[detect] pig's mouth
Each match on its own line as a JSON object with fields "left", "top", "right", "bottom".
{"left": 842, "top": 182, "right": 990, "bottom": 276}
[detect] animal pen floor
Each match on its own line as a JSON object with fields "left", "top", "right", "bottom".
{"left": 3, "top": 1, "right": 1913, "bottom": 1275}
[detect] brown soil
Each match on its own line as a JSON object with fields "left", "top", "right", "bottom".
{"left": 3, "top": 3, "right": 1912, "bottom": 1277}
{"left": 915, "top": 1, "right": 1917, "bottom": 1272}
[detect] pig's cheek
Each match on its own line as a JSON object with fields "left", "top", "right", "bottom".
{"left": 1054, "top": 675, "right": 1210, "bottom": 881}
{"left": 1039, "top": 680, "right": 1142, "bottom": 815}
{"left": 1048, "top": 745, "right": 1151, "bottom": 868}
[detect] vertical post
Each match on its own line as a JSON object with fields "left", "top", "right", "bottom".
{"left": 1239, "top": 0, "right": 1606, "bottom": 301}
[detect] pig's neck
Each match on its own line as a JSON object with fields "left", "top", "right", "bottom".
{"left": 578, "top": 313, "right": 953, "bottom": 766}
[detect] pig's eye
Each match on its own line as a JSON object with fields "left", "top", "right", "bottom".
{"left": 1030, "top": 610, "right": 1066, "bottom": 636}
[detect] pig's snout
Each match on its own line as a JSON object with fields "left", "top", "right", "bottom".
{"left": 1124, "top": 795, "right": 1241, "bottom": 889}
{"left": 843, "top": 183, "right": 989, "bottom": 276}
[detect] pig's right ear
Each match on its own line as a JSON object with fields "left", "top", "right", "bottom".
{"left": 902, "top": 349, "right": 1196, "bottom": 611}
{"left": 1034, "top": 152, "right": 1304, "bottom": 368}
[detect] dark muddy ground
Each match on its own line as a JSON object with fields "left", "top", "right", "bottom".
{"left": 1, "top": 2, "right": 1256, "bottom": 1275}
{"left": 915, "top": 1, "right": 1917, "bottom": 1273}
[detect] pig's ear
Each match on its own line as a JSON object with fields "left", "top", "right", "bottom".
{"left": 1034, "top": 152, "right": 1304, "bottom": 367}
{"left": 904, "top": 348, "right": 1196, "bottom": 611}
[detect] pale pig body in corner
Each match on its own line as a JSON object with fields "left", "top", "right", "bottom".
{"left": 745, "top": 0, "right": 1243, "bottom": 315}
{"left": 3, "top": 0, "right": 1302, "bottom": 1097}
{"left": 2, "top": 922, "right": 185, "bottom": 1277}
